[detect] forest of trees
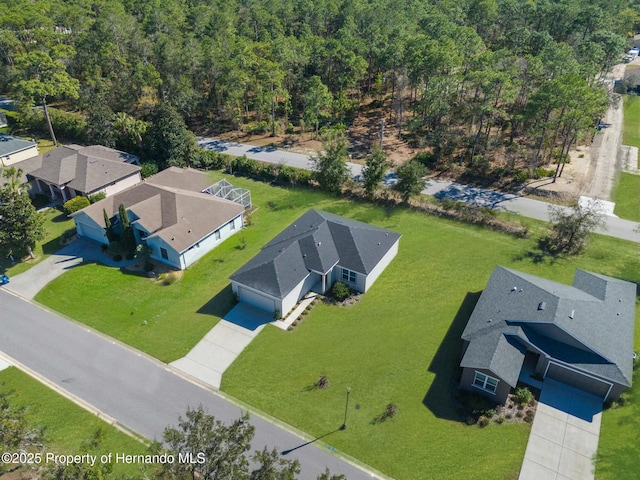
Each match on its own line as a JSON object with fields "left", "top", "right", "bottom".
{"left": 1, "top": 0, "right": 638, "bottom": 179}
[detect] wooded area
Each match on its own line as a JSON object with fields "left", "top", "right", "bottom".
{"left": 1, "top": 0, "right": 638, "bottom": 179}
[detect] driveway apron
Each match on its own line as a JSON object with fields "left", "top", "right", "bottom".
{"left": 519, "top": 379, "right": 603, "bottom": 480}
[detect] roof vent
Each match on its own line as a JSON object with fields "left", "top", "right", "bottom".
{"left": 171, "top": 237, "right": 175, "bottom": 241}
{"left": 511, "top": 286, "right": 517, "bottom": 292}
{"left": 537, "top": 302, "right": 546, "bottom": 311}
{"left": 617, "top": 312, "right": 621, "bottom": 316}
{"left": 317, "top": 242, "right": 321, "bottom": 247}
{"left": 569, "top": 310, "right": 575, "bottom": 319}
{"left": 488, "top": 318, "right": 492, "bottom": 323}
{"left": 188, "top": 229, "right": 192, "bottom": 233}
{"left": 519, "top": 288, "right": 523, "bottom": 292}
{"left": 378, "top": 242, "right": 381, "bottom": 245}
{"left": 294, "top": 224, "right": 296, "bottom": 228}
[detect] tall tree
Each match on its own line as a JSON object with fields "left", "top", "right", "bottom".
{"left": 143, "top": 102, "right": 197, "bottom": 169}
{"left": 0, "top": 167, "right": 44, "bottom": 260}
{"left": 13, "top": 50, "right": 80, "bottom": 146}
{"left": 303, "top": 76, "right": 332, "bottom": 138}
{"left": 362, "top": 146, "right": 390, "bottom": 197}
{"left": 161, "top": 406, "right": 254, "bottom": 480}
{"left": 312, "top": 128, "right": 350, "bottom": 193}
{"left": 394, "top": 160, "right": 426, "bottom": 203}
{"left": 544, "top": 202, "right": 605, "bottom": 255}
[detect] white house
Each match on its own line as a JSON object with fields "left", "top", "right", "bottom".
{"left": 0, "top": 134, "right": 38, "bottom": 166}
{"left": 71, "top": 167, "right": 246, "bottom": 270}
{"left": 229, "top": 210, "right": 401, "bottom": 316}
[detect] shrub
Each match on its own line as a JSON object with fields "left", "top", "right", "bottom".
{"left": 514, "top": 387, "right": 535, "bottom": 407}
{"left": 273, "top": 309, "right": 281, "bottom": 320}
{"left": 477, "top": 416, "right": 490, "bottom": 427}
{"left": 330, "top": 282, "right": 351, "bottom": 302}
{"left": 140, "top": 162, "right": 159, "bottom": 178}
{"left": 505, "top": 413, "right": 513, "bottom": 420}
{"left": 485, "top": 408, "right": 496, "bottom": 418}
{"left": 88, "top": 192, "right": 106, "bottom": 204}
{"left": 315, "top": 374, "right": 330, "bottom": 389}
{"left": 159, "top": 272, "right": 179, "bottom": 285}
{"left": 113, "top": 254, "right": 123, "bottom": 262}
{"left": 524, "top": 410, "right": 535, "bottom": 423}
{"left": 514, "top": 170, "right": 530, "bottom": 183}
{"left": 383, "top": 403, "right": 399, "bottom": 420}
{"left": 515, "top": 411, "right": 524, "bottom": 418}
{"left": 62, "top": 196, "right": 90, "bottom": 216}
{"left": 534, "top": 168, "right": 555, "bottom": 179}
{"left": 495, "top": 416, "right": 505, "bottom": 424}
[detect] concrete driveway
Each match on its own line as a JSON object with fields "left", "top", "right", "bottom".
{"left": 6, "top": 238, "right": 135, "bottom": 299}
{"left": 171, "top": 303, "right": 273, "bottom": 388}
{"left": 519, "top": 379, "right": 603, "bottom": 480}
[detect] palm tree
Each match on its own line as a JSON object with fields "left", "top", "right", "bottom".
{"left": 1, "top": 166, "right": 27, "bottom": 196}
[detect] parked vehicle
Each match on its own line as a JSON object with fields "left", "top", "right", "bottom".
{"left": 0, "top": 274, "right": 9, "bottom": 285}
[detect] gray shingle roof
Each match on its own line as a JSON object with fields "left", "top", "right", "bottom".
{"left": 0, "top": 134, "right": 36, "bottom": 157}
{"left": 26, "top": 145, "right": 140, "bottom": 194}
{"left": 461, "top": 267, "right": 636, "bottom": 387}
{"left": 229, "top": 210, "right": 401, "bottom": 299}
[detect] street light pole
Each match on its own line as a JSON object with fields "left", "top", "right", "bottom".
{"left": 341, "top": 387, "right": 351, "bottom": 430}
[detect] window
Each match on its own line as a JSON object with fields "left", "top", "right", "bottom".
{"left": 230, "top": 219, "right": 236, "bottom": 231}
{"left": 473, "top": 371, "right": 498, "bottom": 394}
{"left": 215, "top": 229, "right": 221, "bottom": 240}
{"left": 160, "top": 247, "right": 168, "bottom": 260}
{"left": 341, "top": 268, "right": 357, "bottom": 283}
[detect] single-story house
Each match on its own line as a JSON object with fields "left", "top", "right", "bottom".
{"left": 15, "top": 144, "right": 140, "bottom": 202}
{"left": 460, "top": 266, "right": 636, "bottom": 404}
{"left": 71, "top": 167, "right": 245, "bottom": 270}
{"left": 0, "top": 134, "right": 38, "bottom": 166}
{"left": 229, "top": 209, "right": 401, "bottom": 315}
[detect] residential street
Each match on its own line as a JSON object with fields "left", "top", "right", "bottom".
{"left": 198, "top": 138, "right": 640, "bottom": 244}
{"left": 0, "top": 289, "right": 381, "bottom": 480}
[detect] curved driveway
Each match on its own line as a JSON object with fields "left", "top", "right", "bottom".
{"left": 0, "top": 289, "right": 382, "bottom": 480}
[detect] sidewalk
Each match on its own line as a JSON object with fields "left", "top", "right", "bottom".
{"left": 6, "top": 238, "right": 136, "bottom": 299}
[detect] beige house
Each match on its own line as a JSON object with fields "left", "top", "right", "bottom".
{"left": 18, "top": 145, "right": 140, "bottom": 202}
{"left": 72, "top": 168, "right": 246, "bottom": 270}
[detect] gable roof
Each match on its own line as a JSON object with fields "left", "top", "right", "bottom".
{"left": 26, "top": 145, "right": 140, "bottom": 194}
{"left": 229, "top": 210, "right": 401, "bottom": 299}
{"left": 74, "top": 168, "right": 244, "bottom": 254}
{"left": 461, "top": 267, "right": 636, "bottom": 387}
{"left": 0, "top": 134, "right": 37, "bottom": 157}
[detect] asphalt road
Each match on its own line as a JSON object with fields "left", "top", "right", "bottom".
{"left": 199, "top": 138, "right": 640, "bottom": 244}
{"left": 0, "top": 290, "right": 381, "bottom": 480}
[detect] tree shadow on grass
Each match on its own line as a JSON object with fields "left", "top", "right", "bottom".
{"left": 511, "top": 238, "right": 560, "bottom": 265}
{"left": 196, "top": 284, "right": 236, "bottom": 318}
{"left": 423, "top": 291, "right": 481, "bottom": 421}
{"left": 49, "top": 210, "right": 67, "bottom": 223}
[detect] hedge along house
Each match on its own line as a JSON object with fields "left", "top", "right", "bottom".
{"left": 229, "top": 209, "right": 401, "bottom": 316}
{"left": 72, "top": 168, "right": 246, "bottom": 270}
{"left": 460, "top": 266, "right": 636, "bottom": 405}
{"left": 16, "top": 144, "right": 140, "bottom": 202}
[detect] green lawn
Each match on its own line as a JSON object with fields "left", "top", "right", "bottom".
{"left": 0, "top": 367, "right": 149, "bottom": 477}
{"left": 623, "top": 95, "right": 640, "bottom": 156}
{"left": 612, "top": 172, "right": 640, "bottom": 221}
{"left": 35, "top": 174, "right": 640, "bottom": 480}
{"left": 1, "top": 207, "right": 74, "bottom": 276}
{"left": 36, "top": 176, "right": 346, "bottom": 362}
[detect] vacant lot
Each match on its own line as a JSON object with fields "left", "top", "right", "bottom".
{"left": 612, "top": 172, "right": 640, "bottom": 221}
{"left": 0, "top": 367, "right": 149, "bottom": 477}
{"left": 35, "top": 174, "right": 640, "bottom": 480}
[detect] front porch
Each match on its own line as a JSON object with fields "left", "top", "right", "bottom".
{"left": 518, "top": 351, "right": 544, "bottom": 390}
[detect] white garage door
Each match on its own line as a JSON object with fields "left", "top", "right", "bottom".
{"left": 76, "top": 221, "right": 106, "bottom": 243}
{"left": 238, "top": 287, "right": 276, "bottom": 312}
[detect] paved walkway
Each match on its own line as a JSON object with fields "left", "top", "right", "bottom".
{"left": 6, "top": 238, "right": 136, "bottom": 299}
{"left": 519, "top": 379, "right": 603, "bottom": 480}
{"left": 171, "top": 294, "right": 318, "bottom": 388}
{"left": 0, "top": 355, "right": 10, "bottom": 372}
{"left": 171, "top": 304, "right": 272, "bottom": 388}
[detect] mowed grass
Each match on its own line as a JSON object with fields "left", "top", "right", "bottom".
{"left": 36, "top": 176, "right": 347, "bottom": 362}
{"left": 623, "top": 95, "right": 640, "bottom": 157}
{"left": 0, "top": 207, "right": 74, "bottom": 276}
{"left": 0, "top": 367, "right": 149, "bottom": 477}
{"left": 612, "top": 172, "right": 640, "bottom": 221}
{"left": 220, "top": 205, "right": 640, "bottom": 480}
{"left": 35, "top": 177, "right": 640, "bottom": 480}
